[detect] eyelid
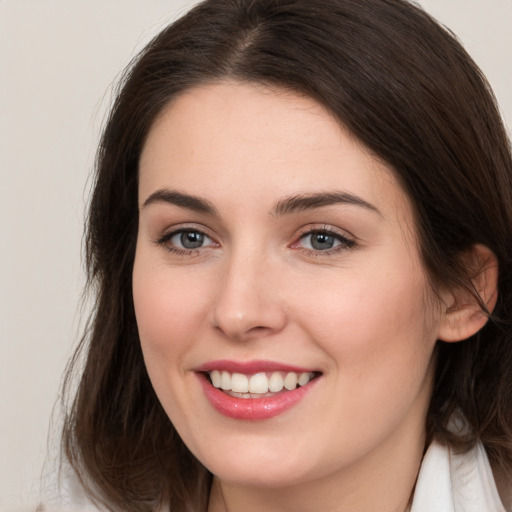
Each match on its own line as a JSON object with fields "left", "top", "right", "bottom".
{"left": 153, "top": 223, "right": 356, "bottom": 255}
{"left": 155, "top": 224, "right": 219, "bottom": 252}
{"left": 290, "top": 225, "right": 357, "bottom": 252}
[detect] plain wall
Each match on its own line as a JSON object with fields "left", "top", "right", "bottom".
{"left": 1, "top": 1, "right": 511, "bottom": 509}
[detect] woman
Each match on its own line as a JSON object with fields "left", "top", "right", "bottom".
{"left": 60, "top": 0, "right": 512, "bottom": 511}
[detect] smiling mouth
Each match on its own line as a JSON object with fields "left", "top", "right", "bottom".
{"left": 206, "top": 370, "right": 320, "bottom": 398}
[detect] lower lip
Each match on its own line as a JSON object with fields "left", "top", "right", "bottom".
{"left": 197, "top": 373, "right": 318, "bottom": 420}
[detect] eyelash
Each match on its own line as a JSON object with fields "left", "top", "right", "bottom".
{"left": 155, "top": 226, "right": 356, "bottom": 256}
{"left": 292, "top": 227, "right": 356, "bottom": 256}
{"left": 155, "top": 227, "right": 217, "bottom": 256}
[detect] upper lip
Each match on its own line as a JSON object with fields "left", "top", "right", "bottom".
{"left": 195, "top": 359, "right": 318, "bottom": 374}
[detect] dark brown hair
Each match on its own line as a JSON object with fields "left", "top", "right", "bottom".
{"left": 62, "top": 0, "right": 512, "bottom": 510}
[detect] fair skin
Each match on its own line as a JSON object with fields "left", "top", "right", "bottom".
{"left": 132, "top": 82, "right": 491, "bottom": 512}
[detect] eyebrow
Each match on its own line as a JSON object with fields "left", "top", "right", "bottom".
{"left": 272, "top": 191, "right": 381, "bottom": 217}
{"left": 141, "top": 189, "right": 380, "bottom": 217}
{"left": 142, "top": 189, "right": 219, "bottom": 216}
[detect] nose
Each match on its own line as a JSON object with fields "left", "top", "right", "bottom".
{"left": 211, "top": 250, "right": 287, "bottom": 341}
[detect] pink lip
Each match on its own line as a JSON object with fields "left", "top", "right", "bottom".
{"left": 195, "top": 359, "right": 314, "bottom": 374}
{"left": 195, "top": 360, "right": 320, "bottom": 421}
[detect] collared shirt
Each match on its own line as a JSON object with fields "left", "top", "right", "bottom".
{"left": 411, "top": 440, "right": 507, "bottom": 512}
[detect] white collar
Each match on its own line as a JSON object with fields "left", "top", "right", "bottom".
{"left": 410, "top": 440, "right": 506, "bottom": 512}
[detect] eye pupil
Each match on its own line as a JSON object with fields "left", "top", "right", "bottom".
{"left": 181, "top": 231, "right": 204, "bottom": 249}
{"left": 311, "top": 233, "right": 335, "bottom": 250}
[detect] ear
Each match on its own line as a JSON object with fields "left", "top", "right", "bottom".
{"left": 437, "top": 244, "right": 498, "bottom": 343}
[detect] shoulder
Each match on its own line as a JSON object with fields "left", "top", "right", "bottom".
{"left": 37, "top": 470, "right": 169, "bottom": 512}
{"left": 37, "top": 470, "right": 105, "bottom": 512}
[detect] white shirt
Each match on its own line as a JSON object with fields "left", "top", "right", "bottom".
{"left": 411, "top": 440, "right": 507, "bottom": 512}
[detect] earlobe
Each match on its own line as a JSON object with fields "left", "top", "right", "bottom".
{"left": 437, "top": 244, "right": 498, "bottom": 343}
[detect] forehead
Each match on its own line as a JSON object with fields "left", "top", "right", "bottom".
{"left": 139, "top": 81, "right": 412, "bottom": 225}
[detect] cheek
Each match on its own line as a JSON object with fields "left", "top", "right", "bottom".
{"left": 132, "top": 255, "right": 211, "bottom": 368}
{"left": 296, "top": 261, "right": 437, "bottom": 375}
{"left": 132, "top": 254, "right": 215, "bottom": 434}
{"left": 291, "top": 264, "right": 438, "bottom": 451}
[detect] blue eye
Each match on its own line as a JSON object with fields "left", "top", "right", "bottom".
{"left": 172, "top": 230, "right": 207, "bottom": 249}
{"left": 159, "top": 229, "right": 216, "bottom": 252}
{"left": 298, "top": 230, "right": 354, "bottom": 251}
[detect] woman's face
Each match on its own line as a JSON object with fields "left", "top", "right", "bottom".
{"left": 133, "top": 82, "right": 445, "bottom": 491}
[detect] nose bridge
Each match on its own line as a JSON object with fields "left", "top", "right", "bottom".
{"left": 211, "top": 242, "right": 286, "bottom": 339}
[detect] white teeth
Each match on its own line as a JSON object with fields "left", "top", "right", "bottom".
{"left": 249, "top": 373, "right": 269, "bottom": 394}
{"left": 283, "top": 372, "right": 298, "bottom": 391}
{"left": 231, "top": 373, "right": 249, "bottom": 393}
{"left": 268, "top": 372, "right": 284, "bottom": 392}
{"left": 211, "top": 370, "right": 221, "bottom": 388}
{"left": 208, "top": 370, "right": 315, "bottom": 395}
{"left": 220, "top": 371, "right": 231, "bottom": 391}
{"left": 298, "top": 372, "right": 310, "bottom": 387}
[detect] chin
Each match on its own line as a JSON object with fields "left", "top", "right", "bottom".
{"left": 209, "top": 459, "right": 313, "bottom": 489}
{"left": 190, "top": 432, "right": 330, "bottom": 489}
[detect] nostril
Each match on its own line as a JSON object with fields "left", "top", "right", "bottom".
{"left": 251, "top": 325, "right": 270, "bottom": 332}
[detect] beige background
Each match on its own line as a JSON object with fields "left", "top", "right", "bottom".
{"left": 1, "top": 0, "right": 511, "bottom": 509}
